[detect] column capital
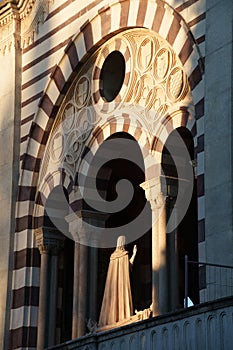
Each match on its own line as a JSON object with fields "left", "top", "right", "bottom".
{"left": 35, "top": 227, "right": 65, "bottom": 255}
{"left": 65, "top": 211, "right": 85, "bottom": 243}
{"left": 65, "top": 210, "right": 109, "bottom": 245}
{"left": 140, "top": 178, "right": 167, "bottom": 210}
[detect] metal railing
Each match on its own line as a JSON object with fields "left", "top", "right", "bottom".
{"left": 184, "top": 255, "right": 233, "bottom": 307}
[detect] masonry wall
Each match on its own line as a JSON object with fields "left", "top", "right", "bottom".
{"left": 204, "top": 0, "right": 233, "bottom": 299}
{"left": 47, "top": 298, "right": 233, "bottom": 350}
{"left": 0, "top": 13, "right": 21, "bottom": 350}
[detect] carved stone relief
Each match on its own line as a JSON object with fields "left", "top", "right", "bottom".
{"left": 39, "top": 58, "right": 101, "bottom": 184}
{"left": 90, "top": 29, "right": 191, "bottom": 133}
{"left": 46, "top": 73, "right": 99, "bottom": 180}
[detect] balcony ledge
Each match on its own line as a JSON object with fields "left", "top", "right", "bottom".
{"left": 49, "top": 296, "right": 233, "bottom": 350}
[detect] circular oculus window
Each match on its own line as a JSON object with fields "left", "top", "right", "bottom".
{"left": 99, "top": 51, "right": 126, "bottom": 102}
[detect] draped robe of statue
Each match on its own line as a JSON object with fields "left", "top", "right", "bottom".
{"left": 98, "top": 236, "right": 135, "bottom": 327}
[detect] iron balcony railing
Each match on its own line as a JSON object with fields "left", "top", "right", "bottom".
{"left": 184, "top": 255, "right": 233, "bottom": 307}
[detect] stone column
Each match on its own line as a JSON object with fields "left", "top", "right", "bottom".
{"left": 65, "top": 212, "right": 80, "bottom": 339}
{"left": 66, "top": 212, "right": 88, "bottom": 338}
{"left": 72, "top": 242, "right": 80, "bottom": 339}
{"left": 78, "top": 231, "right": 88, "bottom": 337}
{"left": 48, "top": 245, "right": 62, "bottom": 347}
{"left": 140, "top": 178, "right": 168, "bottom": 316}
{"left": 167, "top": 196, "right": 179, "bottom": 311}
{"left": 82, "top": 210, "right": 108, "bottom": 324}
{"left": 37, "top": 242, "right": 50, "bottom": 350}
{"left": 88, "top": 242, "right": 98, "bottom": 322}
{"left": 35, "top": 228, "right": 64, "bottom": 349}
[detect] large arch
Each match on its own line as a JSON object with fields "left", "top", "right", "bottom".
{"left": 33, "top": 112, "right": 152, "bottom": 227}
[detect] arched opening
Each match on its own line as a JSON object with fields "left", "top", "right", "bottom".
{"left": 82, "top": 132, "right": 152, "bottom": 325}
{"left": 162, "top": 127, "right": 199, "bottom": 310}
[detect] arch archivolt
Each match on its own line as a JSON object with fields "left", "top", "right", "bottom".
{"left": 34, "top": 169, "right": 72, "bottom": 227}
{"left": 37, "top": 28, "right": 195, "bottom": 210}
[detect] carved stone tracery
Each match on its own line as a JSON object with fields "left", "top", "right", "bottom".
{"left": 89, "top": 29, "right": 191, "bottom": 136}
{"left": 124, "top": 31, "right": 189, "bottom": 123}
{"left": 39, "top": 28, "right": 193, "bottom": 187}
{"left": 39, "top": 64, "right": 101, "bottom": 182}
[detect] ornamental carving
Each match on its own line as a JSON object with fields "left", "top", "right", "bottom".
{"left": 48, "top": 75, "right": 99, "bottom": 180}
{"left": 154, "top": 47, "right": 171, "bottom": 81}
{"left": 39, "top": 28, "right": 193, "bottom": 187}
{"left": 137, "top": 37, "right": 157, "bottom": 71}
{"left": 90, "top": 29, "right": 191, "bottom": 133}
{"left": 75, "top": 76, "right": 90, "bottom": 108}
{"left": 39, "top": 64, "right": 100, "bottom": 183}
{"left": 166, "top": 67, "right": 188, "bottom": 101}
{"left": 35, "top": 227, "right": 65, "bottom": 255}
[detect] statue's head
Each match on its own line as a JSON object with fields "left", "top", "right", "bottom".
{"left": 116, "top": 235, "right": 126, "bottom": 249}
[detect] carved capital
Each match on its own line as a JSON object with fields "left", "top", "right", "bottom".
{"left": 140, "top": 178, "right": 167, "bottom": 210}
{"left": 153, "top": 191, "right": 167, "bottom": 210}
{"left": 65, "top": 211, "right": 81, "bottom": 237}
{"left": 35, "top": 226, "right": 64, "bottom": 255}
{"left": 38, "top": 244, "right": 51, "bottom": 255}
{"left": 65, "top": 210, "right": 108, "bottom": 245}
{"left": 65, "top": 211, "right": 87, "bottom": 244}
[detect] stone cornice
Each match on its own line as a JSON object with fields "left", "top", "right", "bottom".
{"left": 0, "top": 3, "right": 20, "bottom": 55}
{"left": 0, "top": 1, "right": 36, "bottom": 21}
{"left": 0, "top": 0, "right": 52, "bottom": 24}
{"left": 0, "top": 0, "right": 53, "bottom": 51}
{"left": 0, "top": 3, "right": 19, "bottom": 27}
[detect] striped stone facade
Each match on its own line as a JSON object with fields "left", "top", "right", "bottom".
{"left": 0, "top": 0, "right": 207, "bottom": 349}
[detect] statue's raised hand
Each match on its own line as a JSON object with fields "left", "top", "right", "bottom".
{"left": 133, "top": 245, "right": 137, "bottom": 256}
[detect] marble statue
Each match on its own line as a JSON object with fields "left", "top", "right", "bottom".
{"left": 98, "top": 236, "right": 137, "bottom": 327}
